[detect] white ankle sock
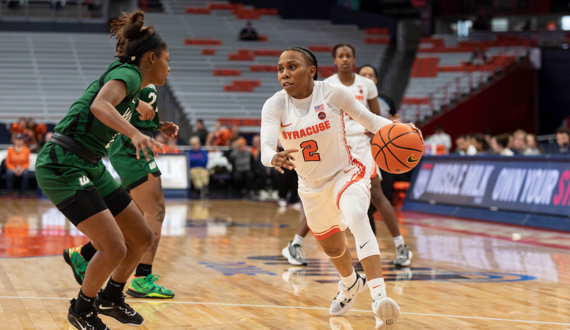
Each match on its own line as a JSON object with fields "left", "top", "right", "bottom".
{"left": 368, "top": 277, "right": 386, "bottom": 298}
{"left": 292, "top": 234, "right": 305, "bottom": 247}
{"left": 393, "top": 235, "right": 405, "bottom": 248}
{"left": 341, "top": 268, "right": 357, "bottom": 289}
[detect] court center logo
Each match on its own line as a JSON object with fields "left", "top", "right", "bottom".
{"left": 246, "top": 256, "right": 536, "bottom": 283}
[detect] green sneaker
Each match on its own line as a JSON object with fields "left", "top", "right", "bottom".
{"left": 126, "top": 274, "right": 175, "bottom": 299}
{"left": 63, "top": 246, "right": 88, "bottom": 285}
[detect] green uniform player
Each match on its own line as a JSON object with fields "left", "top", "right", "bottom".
{"left": 109, "top": 84, "right": 162, "bottom": 191}
{"left": 35, "top": 10, "right": 171, "bottom": 330}
{"left": 65, "top": 84, "right": 177, "bottom": 299}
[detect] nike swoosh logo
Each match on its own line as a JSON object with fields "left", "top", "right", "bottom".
{"left": 407, "top": 154, "right": 420, "bottom": 163}
{"left": 344, "top": 167, "right": 354, "bottom": 173}
{"left": 281, "top": 123, "right": 292, "bottom": 127}
{"left": 359, "top": 240, "right": 370, "bottom": 249}
{"left": 98, "top": 306, "right": 114, "bottom": 310}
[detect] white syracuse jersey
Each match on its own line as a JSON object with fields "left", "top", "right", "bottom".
{"left": 276, "top": 82, "right": 355, "bottom": 182}
{"left": 324, "top": 73, "right": 378, "bottom": 137}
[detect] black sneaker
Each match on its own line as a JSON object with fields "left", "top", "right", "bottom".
{"left": 96, "top": 290, "right": 144, "bottom": 325}
{"left": 68, "top": 298, "right": 109, "bottom": 330}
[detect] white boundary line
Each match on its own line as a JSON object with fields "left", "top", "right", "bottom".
{"left": 0, "top": 296, "right": 568, "bottom": 326}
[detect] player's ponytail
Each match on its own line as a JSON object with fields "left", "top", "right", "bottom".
{"left": 286, "top": 47, "right": 319, "bottom": 80}
{"left": 110, "top": 10, "right": 167, "bottom": 66}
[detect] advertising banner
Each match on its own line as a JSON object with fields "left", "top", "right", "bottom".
{"left": 407, "top": 156, "right": 570, "bottom": 217}
{"left": 103, "top": 154, "right": 188, "bottom": 190}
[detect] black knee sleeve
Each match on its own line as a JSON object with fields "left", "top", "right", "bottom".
{"left": 103, "top": 187, "right": 132, "bottom": 217}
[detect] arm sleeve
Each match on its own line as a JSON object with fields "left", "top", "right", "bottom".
{"left": 260, "top": 97, "right": 282, "bottom": 167}
{"left": 332, "top": 84, "right": 392, "bottom": 133}
{"left": 107, "top": 67, "right": 142, "bottom": 98}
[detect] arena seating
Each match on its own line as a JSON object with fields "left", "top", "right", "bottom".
{"left": 145, "top": 0, "right": 388, "bottom": 131}
{"left": 0, "top": 0, "right": 387, "bottom": 132}
{"left": 0, "top": 32, "right": 117, "bottom": 124}
{"left": 400, "top": 34, "right": 532, "bottom": 123}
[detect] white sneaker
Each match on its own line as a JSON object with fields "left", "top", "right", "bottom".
{"left": 278, "top": 198, "right": 287, "bottom": 208}
{"left": 329, "top": 272, "right": 368, "bottom": 316}
{"left": 394, "top": 244, "right": 412, "bottom": 267}
{"left": 259, "top": 190, "right": 268, "bottom": 201}
{"left": 282, "top": 241, "right": 307, "bottom": 266}
{"left": 372, "top": 296, "right": 400, "bottom": 330}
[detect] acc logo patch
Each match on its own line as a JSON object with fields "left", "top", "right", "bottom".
{"left": 318, "top": 111, "right": 326, "bottom": 120}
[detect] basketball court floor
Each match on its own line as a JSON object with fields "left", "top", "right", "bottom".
{"left": 0, "top": 198, "right": 568, "bottom": 329}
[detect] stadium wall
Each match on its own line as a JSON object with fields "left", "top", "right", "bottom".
{"left": 538, "top": 48, "right": 570, "bottom": 135}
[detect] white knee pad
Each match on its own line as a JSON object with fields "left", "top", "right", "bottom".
{"left": 338, "top": 184, "right": 380, "bottom": 261}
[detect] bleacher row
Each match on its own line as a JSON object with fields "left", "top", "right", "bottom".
{"left": 0, "top": 0, "right": 388, "bottom": 133}
{"left": 144, "top": 0, "right": 388, "bottom": 131}
{"left": 400, "top": 34, "right": 531, "bottom": 123}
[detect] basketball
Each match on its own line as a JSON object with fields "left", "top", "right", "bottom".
{"left": 371, "top": 123, "right": 424, "bottom": 174}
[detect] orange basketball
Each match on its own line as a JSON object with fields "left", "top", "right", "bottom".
{"left": 371, "top": 123, "right": 424, "bottom": 174}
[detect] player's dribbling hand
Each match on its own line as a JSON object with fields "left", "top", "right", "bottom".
{"left": 393, "top": 120, "right": 424, "bottom": 142}
{"left": 136, "top": 100, "right": 155, "bottom": 121}
{"left": 159, "top": 121, "right": 179, "bottom": 139}
{"left": 132, "top": 132, "right": 165, "bottom": 161}
{"left": 271, "top": 148, "right": 298, "bottom": 174}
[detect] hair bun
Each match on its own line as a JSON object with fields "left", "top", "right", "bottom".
{"left": 122, "top": 10, "right": 145, "bottom": 40}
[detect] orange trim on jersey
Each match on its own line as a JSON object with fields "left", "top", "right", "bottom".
{"left": 310, "top": 225, "right": 342, "bottom": 240}
{"left": 370, "top": 163, "right": 378, "bottom": 179}
{"left": 335, "top": 159, "right": 366, "bottom": 209}
{"left": 341, "top": 113, "right": 353, "bottom": 163}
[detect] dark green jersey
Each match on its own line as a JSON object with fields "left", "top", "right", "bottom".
{"left": 131, "top": 84, "right": 160, "bottom": 132}
{"left": 54, "top": 61, "right": 142, "bottom": 157}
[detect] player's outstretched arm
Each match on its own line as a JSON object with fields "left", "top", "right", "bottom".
{"left": 90, "top": 80, "right": 164, "bottom": 160}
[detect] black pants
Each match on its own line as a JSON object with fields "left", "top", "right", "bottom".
{"left": 232, "top": 170, "right": 253, "bottom": 194}
{"left": 278, "top": 168, "right": 299, "bottom": 204}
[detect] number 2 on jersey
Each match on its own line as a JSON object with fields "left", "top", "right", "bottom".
{"left": 301, "top": 140, "right": 320, "bottom": 162}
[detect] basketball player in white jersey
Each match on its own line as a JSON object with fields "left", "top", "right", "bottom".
{"left": 261, "top": 47, "right": 421, "bottom": 329}
{"left": 325, "top": 44, "right": 412, "bottom": 266}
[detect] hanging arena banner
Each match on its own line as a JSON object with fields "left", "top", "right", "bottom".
{"left": 405, "top": 155, "right": 570, "bottom": 220}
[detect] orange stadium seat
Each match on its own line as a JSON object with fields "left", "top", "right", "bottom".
{"left": 308, "top": 45, "right": 333, "bottom": 52}
{"left": 202, "top": 48, "right": 216, "bottom": 55}
{"left": 365, "top": 28, "right": 389, "bottom": 35}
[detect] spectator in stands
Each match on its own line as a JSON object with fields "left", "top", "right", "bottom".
{"left": 471, "top": 133, "right": 490, "bottom": 154}
{"left": 44, "top": 131, "right": 53, "bottom": 144}
{"left": 512, "top": 129, "right": 528, "bottom": 154}
{"left": 239, "top": 22, "right": 258, "bottom": 41}
{"left": 167, "top": 138, "right": 180, "bottom": 154}
{"left": 426, "top": 125, "right": 452, "bottom": 153}
{"left": 250, "top": 135, "right": 260, "bottom": 161}
{"left": 229, "top": 124, "right": 243, "bottom": 145}
{"left": 192, "top": 119, "right": 209, "bottom": 146}
{"left": 491, "top": 133, "right": 514, "bottom": 156}
{"left": 155, "top": 133, "right": 167, "bottom": 153}
{"left": 188, "top": 137, "right": 210, "bottom": 198}
{"left": 455, "top": 135, "right": 477, "bottom": 155}
{"left": 207, "top": 120, "right": 232, "bottom": 147}
{"left": 552, "top": 127, "right": 570, "bottom": 155}
{"left": 227, "top": 139, "right": 254, "bottom": 196}
{"left": 470, "top": 46, "right": 488, "bottom": 66}
{"left": 5, "top": 134, "right": 31, "bottom": 196}
{"left": 357, "top": 64, "right": 399, "bottom": 120}
{"left": 524, "top": 134, "right": 543, "bottom": 155}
